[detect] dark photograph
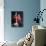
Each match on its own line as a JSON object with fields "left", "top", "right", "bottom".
{"left": 11, "top": 11, "right": 23, "bottom": 27}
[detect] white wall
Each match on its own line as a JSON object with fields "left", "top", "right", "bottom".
{"left": 0, "top": 0, "right": 4, "bottom": 42}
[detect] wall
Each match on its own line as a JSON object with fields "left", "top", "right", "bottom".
{"left": 0, "top": 0, "right": 4, "bottom": 42}
{"left": 4, "top": 0, "right": 40, "bottom": 42}
{"left": 40, "top": 0, "right": 46, "bottom": 27}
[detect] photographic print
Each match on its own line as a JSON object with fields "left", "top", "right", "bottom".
{"left": 11, "top": 11, "right": 23, "bottom": 27}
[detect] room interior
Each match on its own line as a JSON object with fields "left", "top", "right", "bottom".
{"left": 0, "top": 0, "right": 46, "bottom": 46}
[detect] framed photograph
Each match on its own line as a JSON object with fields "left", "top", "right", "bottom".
{"left": 11, "top": 11, "right": 23, "bottom": 27}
